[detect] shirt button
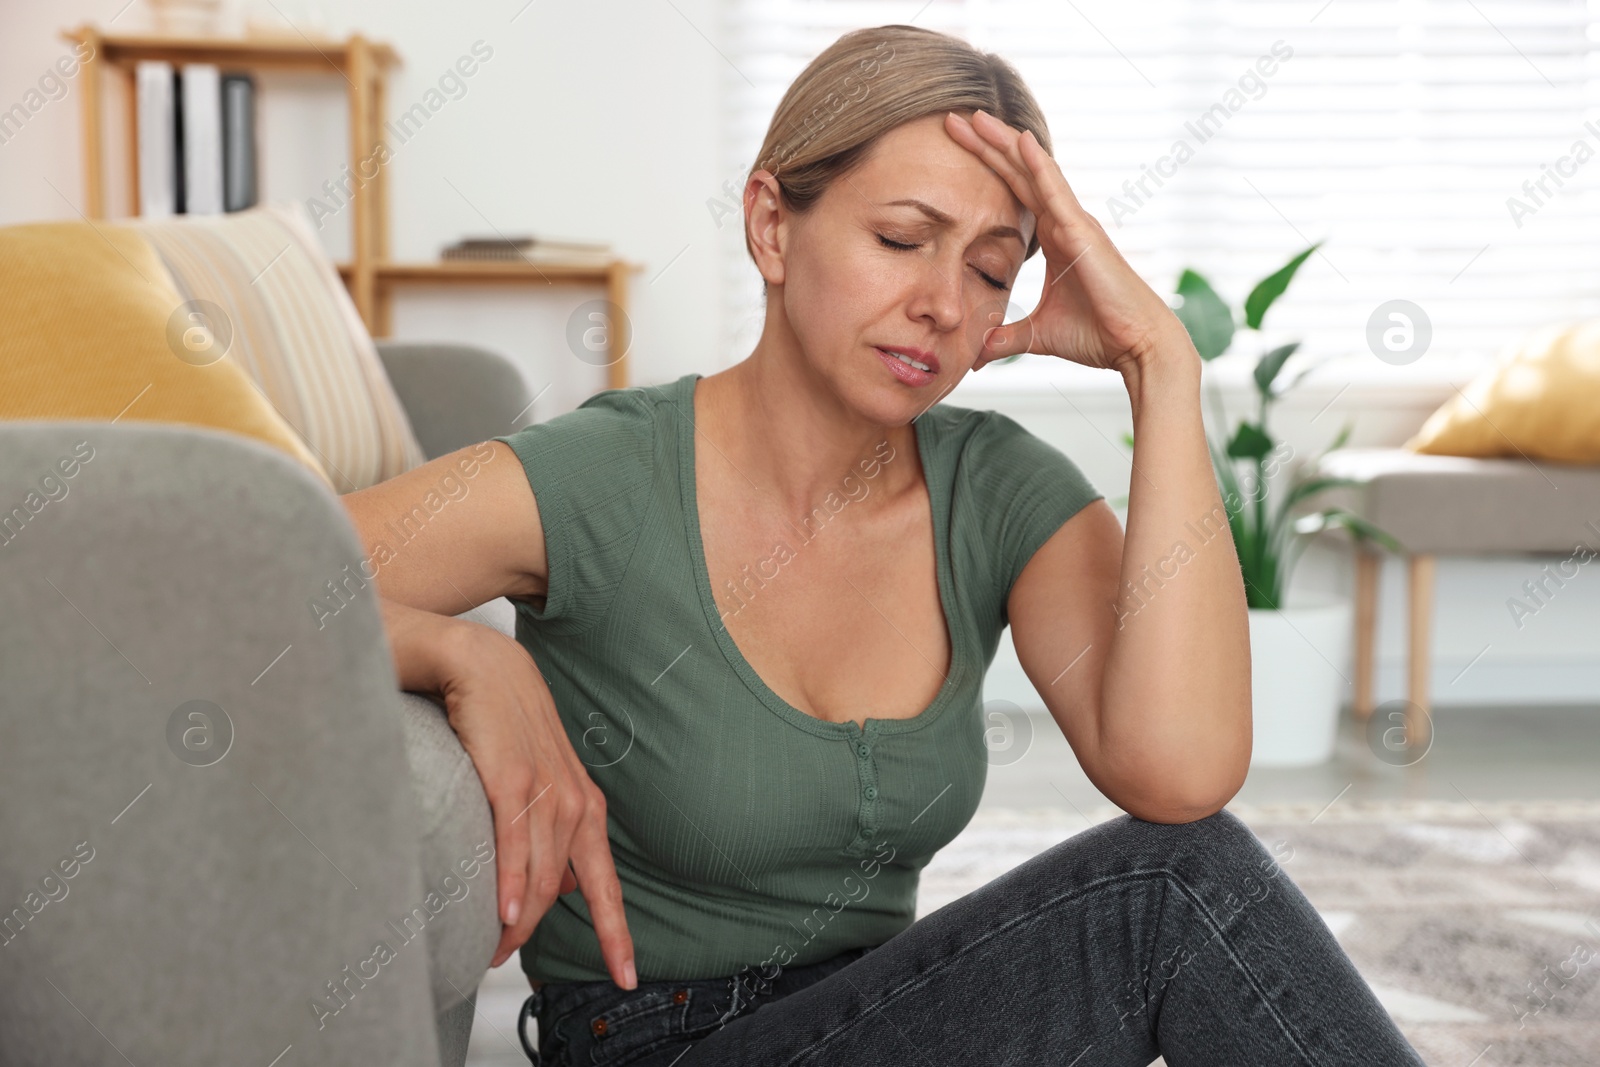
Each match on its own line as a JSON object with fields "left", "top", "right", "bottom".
{"left": 591, "top": 1017, "right": 609, "bottom": 1037}
{"left": 856, "top": 744, "right": 870, "bottom": 758}
{"left": 865, "top": 786, "right": 878, "bottom": 799}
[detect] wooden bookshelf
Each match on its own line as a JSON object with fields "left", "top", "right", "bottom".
{"left": 337, "top": 259, "right": 639, "bottom": 389}
{"left": 64, "top": 25, "right": 639, "bottom": 389}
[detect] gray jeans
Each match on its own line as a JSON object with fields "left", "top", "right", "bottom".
{"left": 517, "top": 809, "right": 1426, "bottom": 1066}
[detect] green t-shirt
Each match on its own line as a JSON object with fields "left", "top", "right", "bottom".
{"left": 490, "top": 372, "right": 1102, "bottom": 984}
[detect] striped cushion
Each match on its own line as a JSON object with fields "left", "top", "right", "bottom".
{"left": 130, "top": 203, "right": 427, "bottom": 492}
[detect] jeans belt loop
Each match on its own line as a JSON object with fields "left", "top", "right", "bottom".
{"left": 517, "top": 989, "right": 544, "bottom": 1064}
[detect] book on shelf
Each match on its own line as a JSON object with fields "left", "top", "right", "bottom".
{"left": 180, "top": 64, "right": 223, "bottom": 215}
{"left": 452, "top": 235, "right": 610, "bottom": 251}
{"left": 136, "top": 61, "right": 174, "bottom": 217}
{"left": 441, "top": 235, "right": 613, "bottom": 263}
{"left": 221, "top": 74, "right": 258, "bottom": 212}
{"left": 171, "top": 67, "right": 185, "bottom": 213}
{"left": 135, "top": 62, "right": 258, "bottom": 218}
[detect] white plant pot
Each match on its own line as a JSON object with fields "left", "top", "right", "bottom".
{"left": 1248, "top": 595, "right": 1351, "bottom": 767}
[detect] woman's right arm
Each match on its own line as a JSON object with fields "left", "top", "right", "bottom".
{"left": 341, "top": 443, "right": 638, "bottom": 987}
{"left": 342, "top": 440, "right": 550, "bottom": 616}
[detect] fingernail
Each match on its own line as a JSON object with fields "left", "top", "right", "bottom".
{"left": 624, "top": 959, "right": 637, "bottom": 989}
{"left": 506, "top": 897, "right": 520, "bottom": 926}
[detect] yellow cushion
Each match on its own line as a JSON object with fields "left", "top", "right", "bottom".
{"left": 0, "top": 220, "right": 332, "bottom": 490}
{"left": 1406, "top": 319, "right": 1600, "bottom": 464}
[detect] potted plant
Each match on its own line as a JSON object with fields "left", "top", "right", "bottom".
{"left": 1123, "top": 244, "right": 1402, "bottom": 766}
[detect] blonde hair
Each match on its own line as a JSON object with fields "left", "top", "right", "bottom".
{"left": 744, "top": 24, "right": 1053, "bottom": 287}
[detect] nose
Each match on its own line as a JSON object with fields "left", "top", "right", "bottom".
{"left": 905, "top": 248, "right": 966, "bottom": 335}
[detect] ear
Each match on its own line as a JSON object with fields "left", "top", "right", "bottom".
{"left": 745, "top": 171, "right": 788, "bottom": 288}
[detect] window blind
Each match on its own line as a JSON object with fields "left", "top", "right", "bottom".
{"left": 720, "top": 0, "right": 1600, "bottom": 371}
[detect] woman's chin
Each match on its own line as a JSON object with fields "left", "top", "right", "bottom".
{"left": 882, "top": 388, "right": 945, "bottom": 427}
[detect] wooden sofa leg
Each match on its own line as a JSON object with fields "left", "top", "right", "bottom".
{"left": 1353, "top": 548, "right": 1380, "bottom": 721}
{"left": 1407, "top": 554, "right": 1436, "bottom": 749}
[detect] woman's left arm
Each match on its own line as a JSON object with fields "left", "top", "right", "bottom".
{"left": 946, "top": 109, "right": 1252, "bottom": 823}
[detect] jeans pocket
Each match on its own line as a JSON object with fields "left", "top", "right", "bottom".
{"left": 578, "top": 985, "right": 700, "bottom": 1067}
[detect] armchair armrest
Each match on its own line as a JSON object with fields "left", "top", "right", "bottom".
{"left": 0, "top": 420, "right": 495, "bottom": 1066}
{"left": 377, "top": 341, "right": 536, "bottom": 461}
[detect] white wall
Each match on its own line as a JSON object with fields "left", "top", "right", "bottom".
{"left": 5, "top": 1, "right": 1596, "bottom": 708}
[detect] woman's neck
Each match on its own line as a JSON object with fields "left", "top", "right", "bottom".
{"left": 695, "top": 349, "right": 921, "bottom": 518}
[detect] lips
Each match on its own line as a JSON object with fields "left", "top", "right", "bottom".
{"left": 873, "top": 346, "right": 939, "bottom": 388}
{"left": 874, "top": 346, "right": 941, "bottom": 375}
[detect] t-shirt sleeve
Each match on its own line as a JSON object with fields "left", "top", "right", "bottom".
{"left": 490, "top": 388, "right": 656, "bottom": 636}
{"left": 967, "top": 410, "right": 1105, "bottom": 614}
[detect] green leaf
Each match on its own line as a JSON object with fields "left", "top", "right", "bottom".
{"left": 1226, "top": 421, "right": 1273, "bottom": 461}
{"left": 1244, "top": 242, "right": 1321, "bottom": 330}
{"left": 1253, "top": 342, "right": 1300, "bottom": 400}
{"left": 1237, "top": 520, "right": 1281, "bottom": 608}
{"left": 1174, "top": 269, "right": 1235, "bottom": 360}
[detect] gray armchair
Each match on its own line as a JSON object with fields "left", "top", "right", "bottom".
{"left": 0, "top": 341, "right": 536, "bottom": 1067}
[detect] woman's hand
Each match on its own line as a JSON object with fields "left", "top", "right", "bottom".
{"left": 437, "top": 619, "right": 636, "bottom": 986}
{"left": 944, "top": 108, "right": 1196, "bottom": 375}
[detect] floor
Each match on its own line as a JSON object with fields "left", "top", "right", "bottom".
{"left": 462, "top": 703, "right": 1600, "bottom": 1065}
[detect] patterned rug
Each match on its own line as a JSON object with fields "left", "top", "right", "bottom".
{"left": 918, "top": 801, "right": 1600, "bottom": 1067}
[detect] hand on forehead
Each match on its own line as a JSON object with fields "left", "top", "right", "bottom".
{"left": 854, "top": 113, "right": 1038, "bottom": 256}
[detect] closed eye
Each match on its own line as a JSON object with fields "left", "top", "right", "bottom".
{"left": 876, "top": 233, "right": 1008, "bottom": 291}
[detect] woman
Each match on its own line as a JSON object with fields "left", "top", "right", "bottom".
{"left": 344, "top": 24, "right": 1426, "bottom": 1067}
